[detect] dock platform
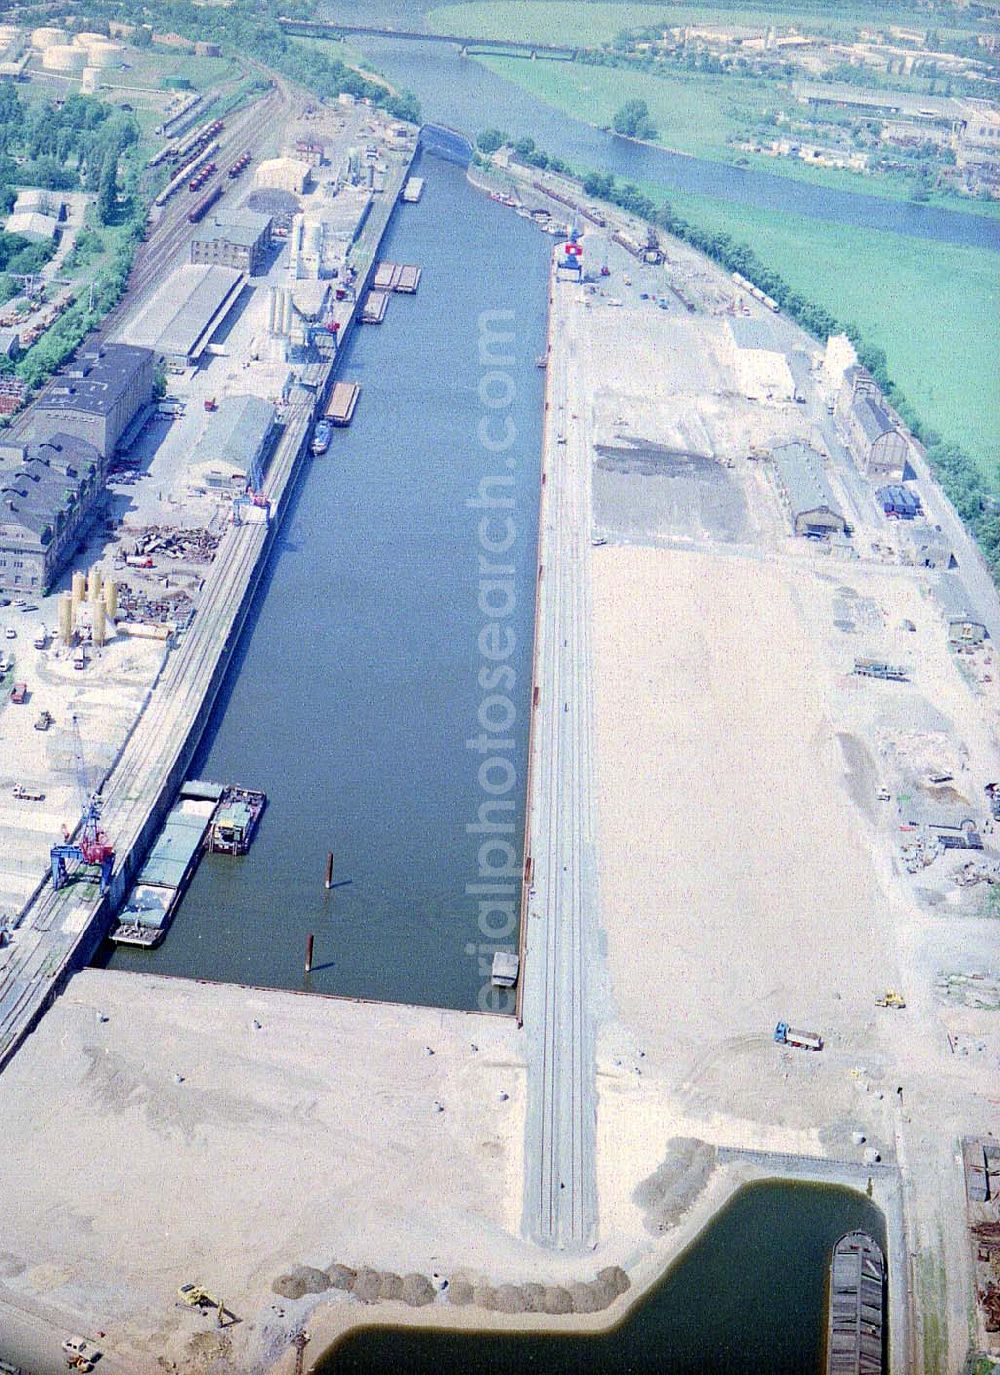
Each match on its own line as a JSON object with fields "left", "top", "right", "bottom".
{"left": 325, "top": 380, "right": 360, "bottom": 426}
{"left": 374, "top": 261, "right": 421, "bottom": 294}
{"left": 361, "top": 290, "right": 389, "bottom": 324}
{"left": 402, "top": 176, "right": 424, "bottom": 203}
{"left": 826, "top": 1231, "right": 885, "bottom": 1375}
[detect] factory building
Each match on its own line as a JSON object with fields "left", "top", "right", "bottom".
{"left": 190, "top": 210, "right": 272, "bottom": 277}
{"left": 838, "top": 364, "right": 909, "bottom": 479}
{"left": 254, "top": 156, "right": 311, "bottom": 194}
{"left": 0, "top": 432, "right": 102, "bottom": 593}
{"left": 124, "top": 264, "right": 245, "bottom": 367}
{"left": 29, "top": 343, "right": 154, "bottom": 461}
{"left": 772, "top": 441, "right": 848, "bottom": 538}
{"left": 938, "top": 575, "right": 987, "bottom": 646}
{"left": 11, "top": 188, "right": 65, "bottom": 219}
{"left": 5, "top": 210, "right": 59, "bottom": 241}
{"left": 186, "top": 394, "right": 275, "bottom": 497}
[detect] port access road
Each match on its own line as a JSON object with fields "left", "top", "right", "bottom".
{"left": 521, "top": 266, "right": 599, "bottom": 1251}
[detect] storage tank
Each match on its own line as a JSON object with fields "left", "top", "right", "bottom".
{"left": 58, "top": 591, "right": 74, "bottom": 645}
{"left": 92, "top": 599, "right": 107, "bottom": 647}
{"left": 88, "top": 564, "right": 103, "bottom": 603}
{"left": 31, "top": 27, "right": 65, "bottom": 49}
{"left": 85, "top": 41, "right": 120, "bottom": 68}
{"left": 73, "top": 31, "right": 107, "bottom": 47}
{"left": 103, "top": 579, "right": 118, "bottom": 619}
{"left": 42, "top": 45, "right": 86, "bottom": 72}
{"left": 0, "top": 25, "right": 20, "bottom": 49}
{"left": 71, "top": 569, "right": 86, "bottom": 609}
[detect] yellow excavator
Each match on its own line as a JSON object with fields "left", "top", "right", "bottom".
{"left": 177, "top": 1283, "right": 236, "bottom": 1327}
{"left": 875, "top": 989, "right": 906, "bottom": 1009}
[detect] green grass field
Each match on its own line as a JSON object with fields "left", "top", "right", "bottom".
{"left": 426, "top": 1, "right": 974, "bottom": 46}
{"left": 655, "top": 187, "right": 1000, "bottom": 480}
{"left": 476, "top": 54, "right": 1000, "bottom": 214}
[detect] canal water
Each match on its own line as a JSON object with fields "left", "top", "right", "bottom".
{"left": 316, "top": 1180, "right": 888, "bottom": 1375}
{"left": 320, "top": 0, "right": 1000, "bottom": 253}
{"left": 103, "top": 153, "right": 550, "bottom": 1008}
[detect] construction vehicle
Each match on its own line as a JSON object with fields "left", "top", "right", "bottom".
{"left": 61, "top": 1336, "right": 101, "bottom": 1368}
{"left": 875, "top": 990, "right": 906, "bottom": 1009}
{"left": 50, "top": 715, "right": 114, "bottom": 894}
{"left": 177, "top": 1283, "right": 236, "bottom": 1326}
{"left": 774, "top": 1021, "right": 823, "bottom": 1051}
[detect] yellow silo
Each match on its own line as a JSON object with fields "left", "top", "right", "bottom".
{"left": 103, "top": 579, "right": 118, "bottom": 619}
{"left": 93, "top": 599, "right": 107, "bottom": 647}
{"left": 58, "top": 591, "right": 74, "bottom": 645}
{"left": 88, "top": 564, "right": 103, "bottom": 603}
{"left": 71, "top": 569, "right": 86, "bottom": 608}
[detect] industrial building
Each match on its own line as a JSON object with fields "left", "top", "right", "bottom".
{"left": 772, "top": 441, "right": 848, "bottom": 537}
{"left": 727, "top": 315, "right": 795, "bottom": 402}
{"left": 5, "top": 210, "right": 59, "bottom": 241}
{"left": 190, "top": 210, "right": 272, "bottom": 277}
{"left": 11, "top": 188, "right": 65, "bottom": 219}
{"left": 938, "top": 576, "right": 987, "bottom": 646}
{"left": 187, "top": 394, "right": 275, "bottom": 496}
{"left": 123, "top": 264, "right": 245, "bottom": 367}
{"left": 14, "top": 343, "right": 155, "bottom": 462}
{"left": 254, "top": 157, "right": 311, "bottom": 194}
{"left": 0, "top": 432, "right": 102, "bottom": 593}
{"left": 838, "top": 365, "right": 909, "bottom": 479}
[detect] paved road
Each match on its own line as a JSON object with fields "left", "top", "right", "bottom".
{"left": 521, "top": 269, "right": 598, "bottom": 1251}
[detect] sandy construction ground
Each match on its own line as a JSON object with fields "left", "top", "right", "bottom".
{"left": 0, "top": 970, "right": 531, "bottom": 1373}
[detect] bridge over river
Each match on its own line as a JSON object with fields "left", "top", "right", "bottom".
{"left": 278, "top": 17, "right": 580, "bottom": 60}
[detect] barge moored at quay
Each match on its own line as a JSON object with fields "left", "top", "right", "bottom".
{"left": 826, "top": 1231, "right": 885, "bottom": 1375}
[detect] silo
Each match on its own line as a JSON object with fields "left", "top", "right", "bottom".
{"left": 88, "top": 564, "right": 103, "bottom": 604}
{"left": 58, "top": 591, "right": 74, "bottom": 645}
{"left": 85, "top": 41, "right": 120, "bottom": 68}
{"left": 103, "top": 579, "right": 118, "bottom": 619}
{"left": 43, "top": 45, "right": 86, "bottom": 72}
{"left": 93, "top": 599, "right": 107, "bottom": 647}
{"left": 31, "top": 27, "right": 65, "bottom": 49}
{"left": 71, "top": 569, "right": 86, "bottom": 609}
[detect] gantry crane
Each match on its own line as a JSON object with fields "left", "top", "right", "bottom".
{"left": 50, "top": 714, "right": 114, "bottom": 894}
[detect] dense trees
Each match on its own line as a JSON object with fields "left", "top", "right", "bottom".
{"left": 612, "top": 99, "right": 657, "bottom": 141}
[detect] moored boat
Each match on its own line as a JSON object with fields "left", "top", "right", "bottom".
{"left": 826, "top": 1231, "right": 885, "bottom": 1375}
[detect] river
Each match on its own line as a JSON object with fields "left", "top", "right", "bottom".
{"left": 319, "top": 0, "right": 1000, "bottom": 252}
{"left": 102, "top": 153, "right": 549, "bottom": 1008}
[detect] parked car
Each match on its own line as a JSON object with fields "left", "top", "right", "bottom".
{"left": 10, "top": 682, "right": 27, "bottom": 703}
{"left": 4, "top": 626, "right": 14, "bottom": 639}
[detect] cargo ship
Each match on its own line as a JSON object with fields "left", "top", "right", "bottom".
{"left": 825, "top": 1231, "right": 885, "bottom": 1375}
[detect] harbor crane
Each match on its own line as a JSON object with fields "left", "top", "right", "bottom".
{"left": 50, "top": 714, "right": 114, "bottom": 894}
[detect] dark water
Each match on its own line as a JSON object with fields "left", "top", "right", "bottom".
{"left": 318, "top": 0, "right": 1000, "bottom": 251}
{"left": 103, "top": 154, "right": 549, "bottom": 1008}
{"left": 316, "top": 1181, "right": 888, "bottom": 1375}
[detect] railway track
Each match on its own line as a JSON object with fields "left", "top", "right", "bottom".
{"left": 522, "top": 272, "right": 598, "bottom": 1250}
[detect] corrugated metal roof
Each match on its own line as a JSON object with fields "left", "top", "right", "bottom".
{"left": 190, "top": 394, "right": 274, "bottom": 474}
{"left": 853, "top": 393, "right": 894, "bottom": 443}
{"left": 937, "top": 573, "right": 985, "bottom": 626}
{"left": 124, "top": 264, "right": 243, "bottom": 360}
{"left": 772, "top": 441, "right": 843, "bottom": 520}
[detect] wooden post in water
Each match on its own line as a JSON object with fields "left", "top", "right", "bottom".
{"left": 305, "top": 933, "right": 314, "bottom": 974}
{"left": 324, "top": 852, "right": 334, "bottom": 889}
